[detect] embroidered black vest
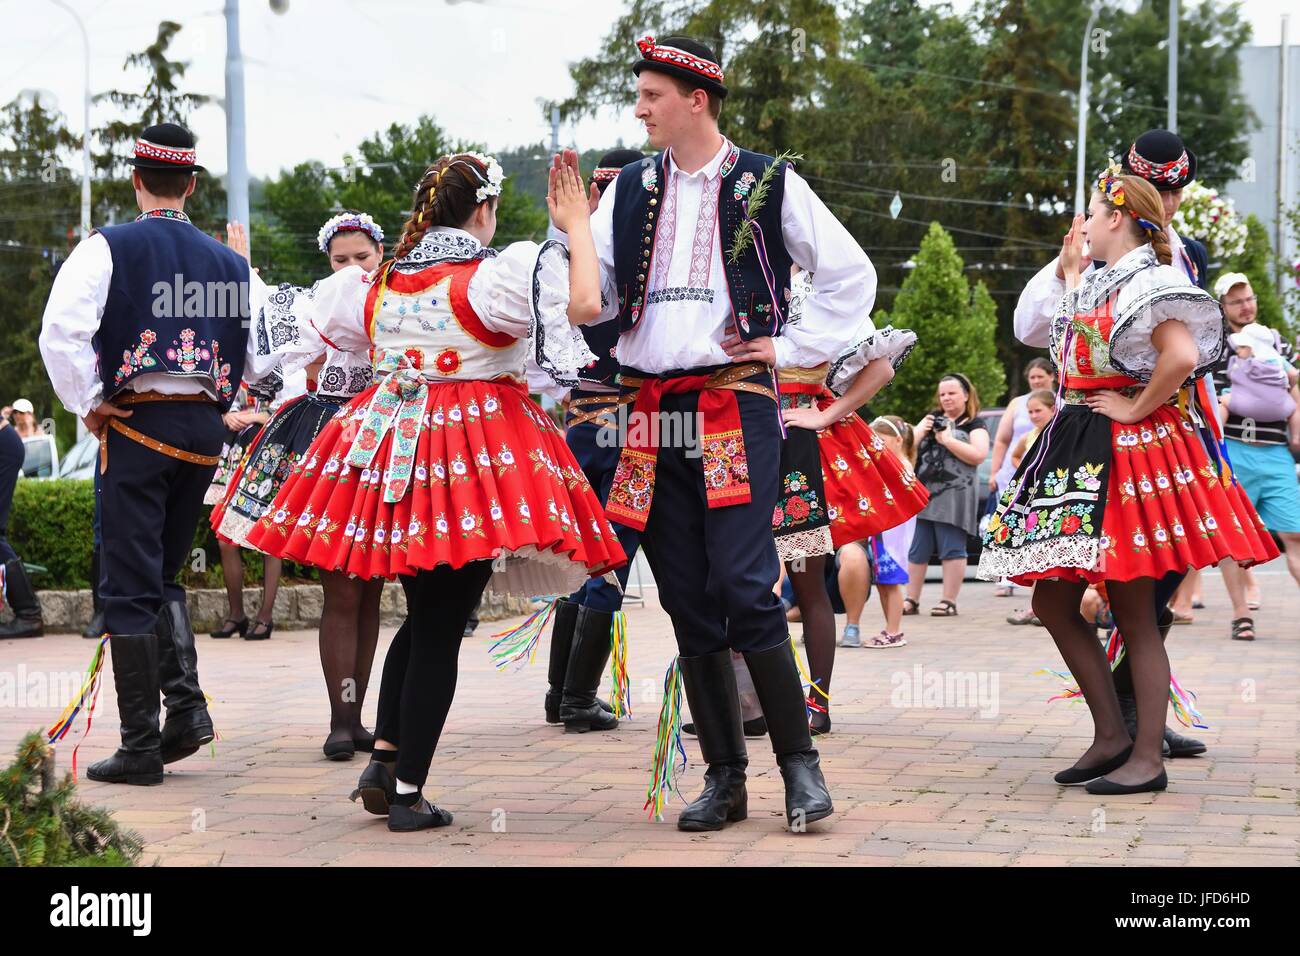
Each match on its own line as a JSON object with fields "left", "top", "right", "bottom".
{"left": 576, "top": 311, "right": 621, "bottom": 389}
{"left": 96, "top": 214, "right": 251, "bottom": 410}
{"left": 611, "top": 144, "right": 793, "bottom": 341}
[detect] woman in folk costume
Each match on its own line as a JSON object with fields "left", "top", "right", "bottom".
{"left": 244, "top": 155, "right": 625, "bottom": 831}
{"left": 213, "top": 212, "right": 393, "bottom": 758}
{"left": 773, "top": 269, "right": 928, "bottom": 734}
{"left": 979, "top": 167, "right": 1277, "bottom": 795}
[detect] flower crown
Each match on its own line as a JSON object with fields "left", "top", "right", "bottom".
{"left": 1097, "top": 160, "right": 1161, "bottom": 234}
{"left": 422, "top": 152, "right": 506, "bottom": 204}
{"left": 317, "top": 211, "right": 384, "bottom": 252}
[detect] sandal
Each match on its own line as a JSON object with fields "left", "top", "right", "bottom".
{"left": 1230, "top": 617, "right": 1255, "bottom": 641}
{"left": 209, "top": 616, "right": 249, "bottom": 639}
{"left": 902, "top": 597, "right": 920, "bottom": 616}
{"left": 1006, "top": 607, "right": 1039, "bottom": 626}
{"left": 993, "top": 585, "right": 1015, "bottom": 598}
{"left": 866, "top": 630, "right": 907, "bottom": 648}
{"left": 930, "top": 599, "right": 958, "bottom": 616}
{"left": 1172, "top": 610, "right": 1195, "bottom": 625}
{"left": 244, "top": 619, "right": 275, "bottom": 641}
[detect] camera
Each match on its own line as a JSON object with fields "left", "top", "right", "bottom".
{"left": 931, "top": 412, "right": 950, "bottom": 432}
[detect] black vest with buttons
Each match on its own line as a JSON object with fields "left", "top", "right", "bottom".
{"left": 611, "top": 144, "right": 793, "bottom": 342}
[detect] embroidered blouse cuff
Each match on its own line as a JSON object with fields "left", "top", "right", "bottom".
{"left": 530, "top": 240, "right": 598, "bottom": 388}
{"left": 826, "top": 326, "right": 918, "bottom": 397}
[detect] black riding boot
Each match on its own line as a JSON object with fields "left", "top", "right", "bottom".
{"left": 544, "top": 599, "right": 580, "bottom": 723}
{"left": 87, "top": 633, "right": 164, "bottom": 785}
{"left": 743, "top": 641, "right": 833, "bottom": 829}
{"left": 0, "top": 559, "right": 44, "bottom": 638}
{"left": 559, "top": 605, "right": 619, "bottom": 732}
{"left": 156, "top": 600, "right": 214, "bottom": 764}
{"left": 677, "top": 649, "right": 748, "bottom": 831}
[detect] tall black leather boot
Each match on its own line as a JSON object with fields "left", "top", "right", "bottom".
{"left": 743, "top": 641, "right": 833, "bottom": 829}
{"left": 0, "top": 558, "right": 44, "bottom": 638}
{"left": 677, "top": 649, "right": 748, "bottom": 832}
{"left": 83, "top": 547, "right": 106, "bottom": 639}
{"left": 87, "top": 634, "right": 164, "bottom": 785}
{"left": 156, "top": 600, "right": 214, "bottom": 764}
{"left": 559, "top": 605, "right": 619, "bottom": 732}
{"left": 544, "top": 599, "right": 580, "bottom": 723}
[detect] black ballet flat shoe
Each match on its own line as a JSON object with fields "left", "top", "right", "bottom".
{"left": 809, "top": 711, "right": 832, "bottom": 737}
{"left": 349, "top": 759, "right": 396, "bottom": 815}
{"left": 1085, "top": 769, "right": 1169, "bottom": 795}
{"left": 323, "top": 734, "right": 356, "bottom": 761}
{"left": 352, "top": 729, "right": 376, "bottom": 753}
{"left": 244, "top": 620, "right": 274, "bottom": 641}
{"left": 209, "top": 616, "right": 248, "bottom": 639}
{"left": 682, "top": 716, "right": 768, "bottom": 738}
{"left": 1053, "top": 746, "right": 1133, "bottom": 785}
{"left": 387, "top": 796, "right": 454, "bottom": 832}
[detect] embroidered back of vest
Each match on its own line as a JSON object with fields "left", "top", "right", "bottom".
{"left": 611, "top": 145, "right": 792, "bottom": 341}
{"left": 96, "top": 218, "right": 251, "bottom": 409}
{"left": 366, "top": 259, "right": 526, "bottom": 380}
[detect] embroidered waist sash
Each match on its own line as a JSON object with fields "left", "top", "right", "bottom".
{"left": 606, "top": 362, "right": 776, "bottom": 531}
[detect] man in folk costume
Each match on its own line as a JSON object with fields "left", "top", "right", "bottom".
{"left": 1014, "top": 128, "right": 1211, "bottom": 760}
{"left": 565, "top": 36, "right": 876, "bottom": 831}
{"left": 40, "top": 123, "right": 276, "bottom": 784}
{"left": 542, "top": 147, "right": 648, "bottom": 734}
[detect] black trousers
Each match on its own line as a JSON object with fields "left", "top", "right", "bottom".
{"left": 99, "top": 402, "right": 225, "bottom": 634}
{"left": 0, "top": 424, "right": 23, "bottom": 563}
{"left": 374, "top": 561, "right": 494, "bottom": 787}
{"left": 637, "top": 386, "right": 788, "bottom": 657}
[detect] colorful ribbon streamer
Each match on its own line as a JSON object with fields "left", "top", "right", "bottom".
{"left": 644, "top": 656, "right": 686, "bottom": 821}
{"left": 485, "top": 599, "right": 558, "bottom": 671}
{"left": 608, "top": 610, "right": 632, "bottom": 720}
{"left": 47, "top": 634, "right": 109, "bottom": 777}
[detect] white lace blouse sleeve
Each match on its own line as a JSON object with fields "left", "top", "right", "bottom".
{"left": 1014, "top": 260, "right": 1067, "bottom": 348}
{"left": 825, "top": 326, "right": 919, "bottom": 397}
{"left": 468, "top": 240, "right": 597, "bottom": 387}
{"left": 253, "top": 266, "right": 371, "bottom": 369}
{"left": 1108, "top": 264, "right": 1226, "bottom": 382}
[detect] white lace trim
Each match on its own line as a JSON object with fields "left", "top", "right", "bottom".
{"left": 977, "top": 536, "right": 1100, "bottom": 581}
{"left": 217, "top": 511, "right": 259, "bottom": 551}
{"left": 775, "top": 525, "right": 835, "bottom": 561}
{"left": 530, "top": 240, "right": 597, "bottom": 389}
{"left": 826, "top": 326, "right": 918, "bottom": 397}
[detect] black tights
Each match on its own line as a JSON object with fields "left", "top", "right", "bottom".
{"left": 1033, "top": 577, "right": 1168, "bottom": 773}
{"left": 319, "top": 571, "right": 384, "bottom": 739}
{"left": 1111, "top": 570, "right": 1183, "bottom": 696}
{"left": 788, "top": 555, "right": 835, "bottom": 711}
{"left": 374, "top": 562, "right": 494, "bottom": 788}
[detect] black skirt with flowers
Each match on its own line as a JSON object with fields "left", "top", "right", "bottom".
{"left": 772, "top": 423, "right": 834, "bottom": 561}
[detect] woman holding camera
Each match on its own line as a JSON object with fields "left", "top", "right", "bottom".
{"left": 904, "top": 373, "right": 989, "bottom": 616}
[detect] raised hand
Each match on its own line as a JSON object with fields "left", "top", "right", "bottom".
{"left": 226, "top": 221, "right": 250, "bottom": 262}
{"left": 547, "top": 163, "right": 590, "bottom": 234}
{"left": 1059, "top": 214, "right": 1085, "bottom": 287}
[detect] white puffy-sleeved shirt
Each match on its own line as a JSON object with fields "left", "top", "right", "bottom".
{"left": 588, "top": 137, "right": 877, "bottom": 373}
{"left": 1014, "top": 225, "right": 1201, "bottom": 348}
{"left": 252, "top": 227, "right": 594, "bottom": 383}
{"left": 38, "top": 227, "right": 280, "bottom": 417}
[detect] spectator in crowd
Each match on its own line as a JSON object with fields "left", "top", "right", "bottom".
{"left": 8, "top": 399, "right": 40, "bottom": 439}
{"left": 0, "top": 412, "right": 44, "bottom": 638}
{"left": 861, "top": 415, "right": 919, "bottom": 646}
{"left": 1003, "top": 388, "right": 1058, "bottom": 626}
{"left": 988, "top": 358, "right": 1057, "bottom": 599}
{"left": 1211, "top": 310, "right": 1300, "bottom": 640}
{"left": 905, "top": 373, "right": 989, "bottom": 617}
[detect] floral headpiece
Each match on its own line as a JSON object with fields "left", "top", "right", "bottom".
{"left": 443, "top": 152, "right": 506, "bottom": 203}
{"left": 1097, "top": 160, "right": 1161, "bottom": 235}
{"left": 317, "top": 212, "right": 384, "bottom": 252}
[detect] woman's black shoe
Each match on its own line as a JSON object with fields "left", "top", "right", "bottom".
{"left": 323, "top": 732, "right": 355, "bottom": 761}
{"left": 1054, "top": 746, "right": 1133, "bottom": 785}
{"left": 1085, "top": 769, "right": 1169, "bottom": 795}
{"left": 809, "top": 710, "right": 831, "bottom": 737}
{"left": 388, "top": 796, "right": 454, "bottom": 832}
{"left": 683, "top": 716, "right": 768, "bottom": 738}
{"left": 350, "top": 759, "right": 396, "bottom": 815}
{"left": 244, "top": 619, "right": 274, "bottom": 641}
{"left": 209, "top": 616, "right": 248, "bottom": 639}
{"left": 352, "top": 728, "right": 375, "bottom": 753}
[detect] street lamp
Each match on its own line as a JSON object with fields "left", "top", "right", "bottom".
{"left": 225, "top": 0, "right": 289, "bottom": 228}
{"left": 48, "top": 0, "right": 91, "bottom": 238}
{"left": 1074, "top": 1, "right": 1102, "bottom": 215}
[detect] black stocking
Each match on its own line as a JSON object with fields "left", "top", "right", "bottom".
{"left": 320, "top": 571, "right": 382, "bottom": 744}
{"left": 1105, "top": 578, "right": 1169, "bottom": 781}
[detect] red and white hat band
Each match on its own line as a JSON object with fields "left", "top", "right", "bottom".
{"left": 592, "top": 167, "right": 622, "bottom": 183}
{"left": 1126, "top": 144, "right": 1190, "bottom": 185}
{"left": 134, "top": 138, "right": 197, "bottom": 166}
{"left": 636, "top": 36, "right": 724, "bottom": 83}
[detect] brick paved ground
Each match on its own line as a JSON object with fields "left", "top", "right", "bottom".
{"left": 2, "top": 560, "right": 1296, "bottom": 866}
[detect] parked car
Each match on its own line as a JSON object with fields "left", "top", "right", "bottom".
{"left": 20, "top": 433, "right": 59, "bottom": 479}
{"left": 57, "top": 431, "right": 100, "bottom": 480}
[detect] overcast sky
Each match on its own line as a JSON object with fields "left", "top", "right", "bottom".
{"left": 2, "top": 0, "right": 1296, "bottom": 181}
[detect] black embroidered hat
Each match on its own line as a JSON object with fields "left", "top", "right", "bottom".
{"left": 633, "top": 35, "right": 728, "bottom": 99}
{"left": 128, "top": 123, "right": 205, "bottom": 173}
{"left": 1122, "top": 129, "right": 1196, "bottom": 192}
{"left": 591, "top": 148, "right": 647, "bottom": 194}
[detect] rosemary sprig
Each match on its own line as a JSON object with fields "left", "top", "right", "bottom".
{"left": 727, "top": 150, "right": 804, "bottom": 265}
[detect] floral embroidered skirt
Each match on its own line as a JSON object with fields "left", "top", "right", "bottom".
{"left": 202, "top": 422, "right": 261, "bottom": 506}
{"left": 978, "top": 402, "right": 1278, "bottom": 584}
{"left": 243, "top": 379, "right": 627, "bottom": 590}
{"left": 210, "top": 394, "right": 348, "bottom": 548}
{"left": 773, "top": 393, "right": 930, "bottom": 561}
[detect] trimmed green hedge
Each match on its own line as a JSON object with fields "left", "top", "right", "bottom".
{"left": 7, "top": 478, "right": 316, "bottom": 590}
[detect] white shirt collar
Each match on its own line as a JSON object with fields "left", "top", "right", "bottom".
{"left": 664, "top": 136, "right": 732, "bottom": 182}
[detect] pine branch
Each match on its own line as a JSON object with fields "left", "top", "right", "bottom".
{"left": 727, "top": 150, "right": 804, "bottom": 265}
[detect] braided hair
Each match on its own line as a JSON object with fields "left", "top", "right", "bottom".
{"left": 378, "top": 154, "right": 499, "bottom": 280}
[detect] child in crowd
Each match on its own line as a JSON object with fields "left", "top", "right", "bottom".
{"left": 862, "top": 415, "right": 918, "bottom": 647}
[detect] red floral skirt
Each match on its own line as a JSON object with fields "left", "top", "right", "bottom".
{"left": 243, "top": 379, "right": 627, "bottom": 582}
{"left": 773, "top": 390, "right": 930, "bottom": 559}
{"left": 980, "top": 403, "right": 1278, "bottom": 585}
